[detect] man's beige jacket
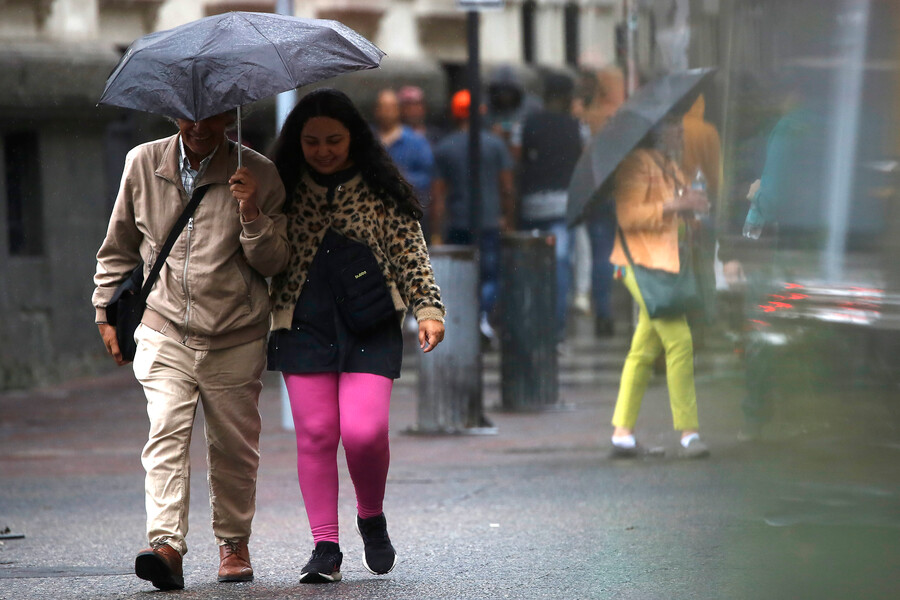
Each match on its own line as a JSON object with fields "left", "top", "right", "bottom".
{"left": 93, "top": 134, "right": 290, "bottom": 350}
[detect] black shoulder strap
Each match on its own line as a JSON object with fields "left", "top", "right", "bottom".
{"left": 617, "top": 227, "right": 635, "bottom": 267}
{"left": 138, "top": 185, "right": 210, "bottom": 302}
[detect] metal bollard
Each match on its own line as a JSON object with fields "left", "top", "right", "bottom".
{"left": 499, "top": 231, "right": 559, "bottom": 410}
{"left": 412, "top": 245, "right": 495, "bottom": 434}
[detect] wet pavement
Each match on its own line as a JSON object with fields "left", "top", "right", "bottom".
{"left": 1, "top": 316, "right": 898, "bottom": 599}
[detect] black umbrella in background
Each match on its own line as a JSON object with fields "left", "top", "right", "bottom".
{"left": 98, "top": 11, "right": 385, "bottom": 166}
{"left": 566, "top": 67, "right": 715, "bottom": 226}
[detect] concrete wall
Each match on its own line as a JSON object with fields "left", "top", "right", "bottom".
{"left": 0, "top": 118, "right": 116, "bottom": 387}
{"left": 0, "top": 37, "right": 151, "bottom": 388}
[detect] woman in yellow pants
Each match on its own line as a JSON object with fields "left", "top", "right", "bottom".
{"left": 608, "top": 114, "right": 710, "bottom": 458}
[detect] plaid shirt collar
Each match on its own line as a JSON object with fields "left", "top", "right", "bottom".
{"left": 178, "top": 135, "right": 217, "bottom": 197}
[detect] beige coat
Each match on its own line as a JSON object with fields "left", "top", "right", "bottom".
{"left": 93, "top": 134, "right": 290, "bottom": 349}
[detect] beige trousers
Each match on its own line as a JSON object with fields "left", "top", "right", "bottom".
{"left": 132, "top": 324, "right": 266, "bottom": 555}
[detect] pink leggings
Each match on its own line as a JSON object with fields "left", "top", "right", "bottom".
{"left": 283, "top": 372, "right": 393, "bottom": 544}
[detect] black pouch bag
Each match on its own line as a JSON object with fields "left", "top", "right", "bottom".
{"left": 326, "top": 236, "right": 397, "bottom": 335}
{"left": 106, "top": 263, "right": 146, "bottom": 362}
{"left": 105, "top": 185, "right": 209, "bottom": 362}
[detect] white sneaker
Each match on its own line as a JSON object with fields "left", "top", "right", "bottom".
{"left": 678, "top": 437, "right": 710, "bottom": 458}
{"left": 479, "top": 313, "right": 496, "bottom": 339}
{"left": 573, "top": 292, "right": 591, "bottom": 315}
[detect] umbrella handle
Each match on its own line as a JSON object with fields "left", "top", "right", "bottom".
{"left": 237, "top": 105, "right": 243, "bottom": 170}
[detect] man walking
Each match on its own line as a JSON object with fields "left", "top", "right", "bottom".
{"left": 431, "top": 89, "right": 515, "bottom": 340}
{"left": 92, "top": 111, "right": 289, "bottom": 590}
{"left": 516, "top": 73, "right": 583, "bottom": 345}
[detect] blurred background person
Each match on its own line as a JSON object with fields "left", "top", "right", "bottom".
{"left": 430, "top": 89, "right": 515, "bottom": 343}
{"left": 485, "top": 64, "right": 542, "bottom": 152}
{"left": 718, "top": 79, "right": 826, "bottom": 441}
{"left": 681, "top": 94, "right": 721, "bottom": 201}
{"left": 681, "top": 92, "right": 722, "bottom": 348}
{"left": 569, "top": 73, "right": 596, "bottom": 322}
{"left": 398, "top": 84, "right": 445, "bottom": 147}
{"left": 578, "top": 66, "right": 627, "bottom": 136}
{"left": 516, "top": 71, "right": 583, "bottom": 347}
{"left": 373, "top": 88, "right": 434, "bottom": 216}
{"left": 573, "top": 66, "right": 627, "bottom": 337}
{"left": 397, "top": 84, "right": 443, "bottom": 244}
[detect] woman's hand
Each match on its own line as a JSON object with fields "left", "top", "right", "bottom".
{"left": 418, "top": 319, "right": 445, "bottom": 353}
{"left": 229, "top": 167, "right": 260, "bottom": 222}
{"left": 98, "top": 323, "right": 128, "bottom": 366}
{"left": 665, "top": 188, "right": 709, "bottom": 214}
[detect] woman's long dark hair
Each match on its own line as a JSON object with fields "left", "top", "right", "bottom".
{"left": 269, "top": 88, "right": 423, "bottom": 219}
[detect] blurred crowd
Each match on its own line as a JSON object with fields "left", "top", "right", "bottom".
{"left": 365, "top": 64, "right": 725, "bottom": 354}
{"left": 367, "top": 65, "right": 640, "bottom": 347}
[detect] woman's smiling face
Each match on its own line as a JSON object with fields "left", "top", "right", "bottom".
{"left": 300, "top": 116, "right": 353, "bottom": 175}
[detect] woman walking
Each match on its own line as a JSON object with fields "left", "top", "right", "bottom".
{"left": 268, "top": 88, "right": 446, "bottom": 583}
{"left": 608, "top": 112, "right": 710, "bottom": 459}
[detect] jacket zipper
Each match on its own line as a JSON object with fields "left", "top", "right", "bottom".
{"left": 181, "top": 216, "right": 193, "bottom": 343}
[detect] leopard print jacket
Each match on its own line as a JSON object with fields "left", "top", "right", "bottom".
{"left": 269, "top": 171, "right": 445, "bottom": 331}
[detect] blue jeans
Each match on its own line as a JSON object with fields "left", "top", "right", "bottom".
{"left": 521, "top": 218, "right": 572, "bottom": 340}
{"left": 447, "top": 228, "right": 501, "bottom": 316}
{"left": 587, "top": 215, "right": 616, "bottom": 321}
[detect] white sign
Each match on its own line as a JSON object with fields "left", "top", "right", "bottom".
{"left": 457, "top": 0, "right": 505, "bottom": 11}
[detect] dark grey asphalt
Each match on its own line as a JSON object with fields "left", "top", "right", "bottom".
{"left": 2, "top": 318, "right": 898, "bottom": 599}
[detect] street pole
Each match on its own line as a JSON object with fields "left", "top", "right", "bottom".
{"left": 624, "top": 0, "right": 638, "bottom": 96}
{"left": 623, "top": 0, "right": 639, "bottom": 330}
{"left": 275, "top": 0, "right": 297, "bottom": 134}
{"left": 413, "top": 1, "right": 496, "bottom": 436}
{"left": 276, "top": 0, "right": 297, "bottom": 432}
{"left": 275, "top": 0, "right": 297, "bottom": 136}
{"left": 467, "top": 10, "right": 482, "bottom": 243}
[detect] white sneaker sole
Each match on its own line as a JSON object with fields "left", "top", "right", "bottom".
{"left": 356, "top": 520, "right": 398, "bottom": 575}
{"left": 362, "top": 553, "right": 397, "bottom": 576}
{"left": 299, "top": 569, "right": 342, "bottom": 583}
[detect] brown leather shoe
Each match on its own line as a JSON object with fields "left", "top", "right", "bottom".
{"left": 218, "top": 540, "right": 254, "bottom": 582}
{"left": 135, "top": 542, "right": 184, "bottom": 590}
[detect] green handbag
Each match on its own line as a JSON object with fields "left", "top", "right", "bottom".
{"left": 618, "top": 226, "right": 701, "bottom": 319}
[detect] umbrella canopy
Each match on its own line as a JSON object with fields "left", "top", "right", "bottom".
{"left": 98, "top": 11, "right": 385, "bottom": 122}
{"left": 566, "top": 68, "right": 715, "bottom": 226}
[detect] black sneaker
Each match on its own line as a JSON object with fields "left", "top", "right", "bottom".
{"left": 299, "top": 541, "right": 342, "bottom": 584}
{"left": 356, "top": 513, "right": 397, "bottom": 575}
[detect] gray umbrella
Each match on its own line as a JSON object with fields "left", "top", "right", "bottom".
{"left": 98, "top": 11, "right": 384, "bottom": 165}
{"left": 566, "top": 68, "right": 715, "bottom": 225}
